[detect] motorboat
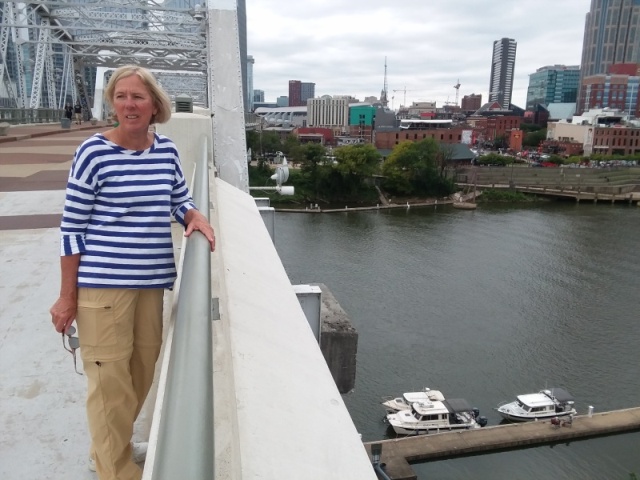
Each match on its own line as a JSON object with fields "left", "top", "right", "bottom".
{"left": 381, "top": 388, "right": 446, "bottom": 413}
{"left": 386, "top": 398, "right": 487, "bottom": 435}
{"left": 495, "top": 387, "right": 577, "bottom": 422}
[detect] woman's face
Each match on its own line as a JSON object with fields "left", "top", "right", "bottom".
{"left": 112, "top": 74, "right": 158, "bottom": 132}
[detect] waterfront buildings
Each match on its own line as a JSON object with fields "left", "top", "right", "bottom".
{"left": 526, "top": 65, "right": 580, "bottom": 109}
{"left": 488, "top": 38, "right": 517, "bottom": 109}
{"left": 578, "top": 0, "right": 640, "bottom": 113}
{"left": 547, "top": 107, "right": 640, "bottom": 155}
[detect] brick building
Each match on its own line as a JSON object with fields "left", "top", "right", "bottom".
{"left": 466, "top": 115, "right": 522, "bottom": 143}
{"left": 591, "top": 125, "right": 640, "bottom": 155}
{"left": 540, "top": 139, "right": 584, "bottom": 157}
{"left": 374, "top": 127, "right": 466, "bottom": 149}
{"left": 461, "top": 94, "right": 482, "bottom": 113}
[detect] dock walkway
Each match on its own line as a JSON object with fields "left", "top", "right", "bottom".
{"left": 364, "top": 408, "right": 640, "bottom": 480}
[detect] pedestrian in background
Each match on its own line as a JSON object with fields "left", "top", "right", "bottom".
{"left": 50, "top": 64, "right": 215, "bottom": 480}
{"left": 64, "top": 103, "right": 73, "bottom": 122}
{"left": 74, "top": 102, "right": 82, "bottom": 124}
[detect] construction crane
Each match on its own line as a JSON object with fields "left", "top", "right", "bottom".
{"left": 392, "top": 86, "right": 422, "bottom": 107}
{"left": 453, "top": 79, "right": 461, "bottom": 106}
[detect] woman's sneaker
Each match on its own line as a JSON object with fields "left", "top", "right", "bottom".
{"left": 88, "top": 442, "right": 148, "bottom": 471}
{"left": 131, "top": 442, "right": 148, "bottom": 464}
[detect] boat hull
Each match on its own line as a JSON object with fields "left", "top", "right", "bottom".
{"left": 496, "top": 409, "right": 576, "bottom": 422}
{"left": 388, "top": 422, "right": 477, "bottom": 435}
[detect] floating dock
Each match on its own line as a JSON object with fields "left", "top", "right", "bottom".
{"left": 364, "top": 408, "right": 640, "bottom": 480}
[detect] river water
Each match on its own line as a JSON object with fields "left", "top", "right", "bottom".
{"left": 274, "top": 202, "right": 640, "bottom": 480}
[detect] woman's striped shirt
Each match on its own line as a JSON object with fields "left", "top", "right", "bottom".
{"left": 59, "top": 132, "right": 196, "bottom": 289}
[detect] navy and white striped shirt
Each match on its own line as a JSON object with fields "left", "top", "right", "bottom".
{"left": 59, "top": 132, "right": 196, "bottom": 289}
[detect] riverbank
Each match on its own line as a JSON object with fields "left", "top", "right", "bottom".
{"left": 275, "top": 197, "right": 452, "bottom": 213}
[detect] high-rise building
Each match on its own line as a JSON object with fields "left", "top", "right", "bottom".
{"left": 581, "top": 64, "right": 640, "bottom": 116}
{"left": 237, "top": 0, "right": 249, "bottom": 114}
{"left": 488, "top": 38, "right": 517, "bottom": 109}
{"left": 526, "top": 65, "right": 580, "bottom": 109}
{"left": 247, "top": 55, "right": 255, "bottom": 111}
{"left": 288, "top": 80, "right": 315, "bottom": 106}
{"left": 253, "top": 89, "right": 264, "bottom": 104}
{"left": 289, "top": 80, "right": 302, "bottom": 106}
{"left": 301, "top": 82, "right": 316, "bottom": 104}
{"left": 578, "top": 0, "right": 640, "bottom": 112}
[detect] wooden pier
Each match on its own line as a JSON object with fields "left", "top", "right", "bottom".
{"left": 363, "top": 408, "right": 640, "bottom": 480}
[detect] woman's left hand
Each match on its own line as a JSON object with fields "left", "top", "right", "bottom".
{"left": 184, "top": 209, "right": 215, "bottom": 251}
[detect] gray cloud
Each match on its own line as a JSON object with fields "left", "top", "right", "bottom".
{"left": 247, "top": 0, "right": 588, "bottom": 107}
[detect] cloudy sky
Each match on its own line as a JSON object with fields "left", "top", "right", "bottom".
{"left": 246, "top": 0, "right": 590, "bottom": 108}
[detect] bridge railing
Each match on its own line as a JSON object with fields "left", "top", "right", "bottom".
{"left": 145, "top": 137, "right": 214, "bottom": 480}
{"left": 0, "top": 108, "right": 63, "bottom": 124}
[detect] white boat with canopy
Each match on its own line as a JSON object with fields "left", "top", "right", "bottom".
{"left": 381, "top": 388, "right": 445, "bottom": 413}
{"left": 385, "top": 398, "right": 487, "bottom": 435}
{"left": 495, "top": 387, "right": 577, "bottom": 422}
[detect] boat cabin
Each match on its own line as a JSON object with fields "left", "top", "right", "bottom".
{"left": 516, "top": 388, "right": 575, "bottom": 415}
{"left": 410, "top": 398, "right": 474, "bottom": 426}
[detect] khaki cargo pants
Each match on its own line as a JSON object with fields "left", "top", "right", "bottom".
{"left": 76, "top": 287, "right": 164, "bottom": 480}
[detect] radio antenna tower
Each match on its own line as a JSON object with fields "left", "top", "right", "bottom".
{"left": 380, "top": 57, "right": 389, "bottom": 108}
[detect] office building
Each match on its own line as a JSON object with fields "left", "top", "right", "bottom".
{"left": 581, "top": 64, "right": 640, "bottom": 117}
{"left": 289, "top": 80, "right": 316, "bottom": 107}
{"left": 488, "top": 38, "right": 517, "bottom": 109}
{"left": 307, "top": 96, "right": 349, "bottom": 133}
{"left": 578, "top": 0, "right": 640, "bottom": 112}
{"left": 247, "top": 55, "right": 254, "bottom": 111}
{"left": 253, "top": 89, "right": 264, "bottom": 104}
{"left": 526, "top": 65, "right": 580, "bottom": 109}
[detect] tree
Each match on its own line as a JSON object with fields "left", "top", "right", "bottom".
{"left": 333, "top": 144, "right": 381, "bottom": 177}
{"left": 260, "top": 131, "right": 284, "bottom": 156}
{"left": 246, "top": 130, "right": 260, "bottom": 160}
{"left": 298, "top": 143, "right": 328, "bottom": 199}
{"left": 330, "top": 144, "right": 382, "bottom": 198}
{"left": 381, "top": 138, "right": 453, "bottom": 196}
{"left": 523, "top": 128, "right": 547, "bottom": 148}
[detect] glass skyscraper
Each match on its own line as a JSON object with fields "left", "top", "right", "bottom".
{"left": 578, "top": 0, "right": 640, "bottom": 112}
{"left": 526, "top": 65, "right": 581, "bottom": 109}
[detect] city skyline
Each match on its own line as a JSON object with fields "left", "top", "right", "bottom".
{"left": 246, "top": 0, "right": 588, "bottom": 108}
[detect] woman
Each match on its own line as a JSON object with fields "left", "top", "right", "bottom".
{"left": 50, "top": 65, "right": 215, "bottom": 480}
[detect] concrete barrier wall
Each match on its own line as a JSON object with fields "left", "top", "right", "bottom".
{"left": 212, "top": 179, "right": 376, "bottom": 479}
{"left": 155, "top": 114, "right": 375, "bottom": 479}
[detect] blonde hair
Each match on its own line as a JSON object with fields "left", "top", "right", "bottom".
{"left": 104, "top": 65, "right": 172, "bottom": 124}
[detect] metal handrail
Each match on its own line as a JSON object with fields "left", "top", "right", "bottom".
{"left": 0, "top": 108, "right": 64, "bottom": 124}
{"left": 151, "top": 137, "right": 214, "bottom": 479}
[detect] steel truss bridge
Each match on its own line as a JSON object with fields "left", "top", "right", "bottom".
{"left": 0, "top": 0, "right": 209, "bottom": 115}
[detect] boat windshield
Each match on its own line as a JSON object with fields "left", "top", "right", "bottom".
{"left": 516, "top": 400, "right": 530, "bottom": 412}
